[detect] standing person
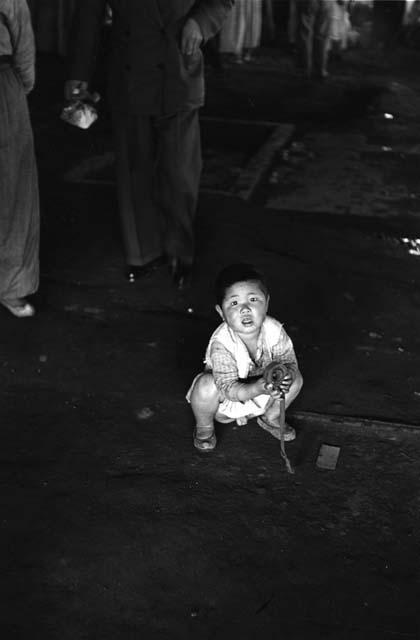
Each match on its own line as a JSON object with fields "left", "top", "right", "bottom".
{"left": 330, "top": 0, "right": 351, "bottom": 58}
{"left": 65, "top": 1, "right": 233, "bottom": 289}
{"left": 219, "top": 0, "right": 263, "bottom": 64}
{"left": 0, "top": 0, "right": 39, "bottom": 318}
{"left": 297, "top": 0, "right": 335, "bottom": 79}
{"left": 372, "top": 0, "right": 405, "bottom": 50}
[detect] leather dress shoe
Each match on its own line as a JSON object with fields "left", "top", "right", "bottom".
{"left": 125, "top": 257, "right": 164, "bottom": 283}
{"left": 170, "top": 258, "right": 193, "bottom": 290}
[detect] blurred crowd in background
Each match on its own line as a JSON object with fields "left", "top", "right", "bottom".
{"left": 26, "top": 0, "right": 420, "bottom": 62}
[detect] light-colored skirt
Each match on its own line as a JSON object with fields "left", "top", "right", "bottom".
{"left": 0, "top": 66, "right": 39, "bottom": 300}
{"left": 219, "top": 0, "right": 263, "bottom": 54}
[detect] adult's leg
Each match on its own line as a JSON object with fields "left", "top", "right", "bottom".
{"left": 314, "top": 0, "right": 334, "bottom": 77}
{"left": 112, "top": 113, "right": 163, "bottom": 267}
{"left": 219, "top": 0, "right": 246, "bottom": 57}
{"left": 298, "top": 0, "right": 317, "bottom": 76}
{"left": 156, "top": 109, "right": 202, "bottom": 266}
{"left": 0, "top": 68, "right": 39, "bottom": 302}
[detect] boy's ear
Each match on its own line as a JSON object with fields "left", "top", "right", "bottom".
{"left": 215, "top": 304, "right": 224, "bottom": 320}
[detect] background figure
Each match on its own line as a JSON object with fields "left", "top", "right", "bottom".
{"left": 330, "top": 0, "right": 351, "bottom": 57}
{"left": 297, "top": 0, "right": 335, "bottom": 78}
{"left": 288, "top": 0, "right": 299, "bottom": 49}
{"left": 0, "top": 0, "right": 39, "bottom": 318}
{"left": 372, "top": 0, "right": 406, "bottom": 50}
{"left": 66, "top": 1, "right": 233, "bottom": 289}
{"left": 219, "top": 0, "right": 263, "bottom": 63}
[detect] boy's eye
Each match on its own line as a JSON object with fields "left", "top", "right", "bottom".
{"left": 231, "top": 301, "right": 237, "bottom": 306}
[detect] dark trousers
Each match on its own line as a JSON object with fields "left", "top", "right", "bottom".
{"left": 112, "top": 109, "right": 202, "bottom": 267}
{"left": 298, "top": 0, "right": 334, "bottom": 77}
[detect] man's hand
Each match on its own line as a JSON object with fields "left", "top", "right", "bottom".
{"left": 64, "top": 80, "right": 90, "bottom": 102}
{"left": 181, "top": 18, "right": 203, "bottom": 56}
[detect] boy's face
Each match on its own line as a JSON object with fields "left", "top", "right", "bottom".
{"left": 216, "top": 280, "right": 269, "bottom": 340}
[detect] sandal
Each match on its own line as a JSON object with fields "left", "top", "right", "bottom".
{"left": 193, "top": 425, "right": 217, "bottom": 452}
{"left": 0, "top": 298, "right": 35, "bottom": 318}
{"left": 257, "top": 416, "right": 296, "bottom": 442}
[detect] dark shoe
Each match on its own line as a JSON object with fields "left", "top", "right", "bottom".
{"left": 170, "top": 258, "right": 193, "bottom": 290}
{"left": 257, "top": 416, "right": 296, "bottom": 442}
{"left": 193, "top": 425, "right": 217, "bottom": 452}
{"left": 125, "top": 257, "right": 164, "bottom": 283}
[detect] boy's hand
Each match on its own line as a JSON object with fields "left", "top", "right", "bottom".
{"left": 264, "top": 380, "right": 284, "bottom": 399}
{"left": 278, "top": 372, "right": 293, "bottom": 395}
{"left": 264, "top": 372, "right": 293, "bottom": 398}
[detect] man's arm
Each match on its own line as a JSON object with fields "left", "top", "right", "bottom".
{"left": 189, "top": 0, "right": 234, "bottom": 42}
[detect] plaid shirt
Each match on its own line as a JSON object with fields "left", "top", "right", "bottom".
{"left": 206, "top": 320, "right": 298, "bottom": 401}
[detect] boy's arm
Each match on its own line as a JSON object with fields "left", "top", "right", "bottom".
{"left": 210, "top": 342, "right": 266, "bottom": 403}
{"left": 272, "top": 327, "right": 299, "bottom": 378}
{"left": 268, "top": 326, "right": 302, "bottom": 397}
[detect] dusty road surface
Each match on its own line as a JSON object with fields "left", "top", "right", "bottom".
{"left": 2, "top": 41, "right": 420, "bottom": 639}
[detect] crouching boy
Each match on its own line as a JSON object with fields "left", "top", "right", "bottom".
{"left": 186, "top": 263, "right": 303, "bottom": 451}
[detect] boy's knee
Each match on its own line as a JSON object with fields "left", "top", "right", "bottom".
{"left": 192, "top": 372, "right": 219, "bottom": 401}
{"left": 295, "top": 371, "right": 304, "bottom": 393}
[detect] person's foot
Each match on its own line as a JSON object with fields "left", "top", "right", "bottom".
{"left": 0, "top": 297, "right": 35, "bottom": 318}
{"left": 193, "top": 425, "right": 217, "bottom": 452}
{"left": 170, "top": 258, "right": 193, "bottom": 290}
{"left": 257, "top": 416, "right": 296, "bottom": 442}
{"left": 125, "top": 257, "right": 164, "bottom": 283}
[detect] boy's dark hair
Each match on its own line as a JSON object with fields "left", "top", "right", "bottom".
{"left": 215, "top": 263, "right": 269, "bottom": 306}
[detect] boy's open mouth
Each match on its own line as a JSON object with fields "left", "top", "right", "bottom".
{"left": 241, "top": 317, "right": 253, "bottom": 326}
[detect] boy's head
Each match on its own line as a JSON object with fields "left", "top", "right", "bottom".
{"left": 215, "top": 264, "right": 270, "bottom": 338}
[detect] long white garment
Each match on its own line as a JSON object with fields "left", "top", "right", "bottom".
{"left": 219, "top": 0, "right": 263, "bottom": 54}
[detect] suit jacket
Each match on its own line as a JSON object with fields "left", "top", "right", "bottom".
{"left": 68, "top": 0, "right": 233, "bottom": 115}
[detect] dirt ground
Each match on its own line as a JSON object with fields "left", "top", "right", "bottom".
{"left": 1, "top": 40, "right": 420, "bottom": 639}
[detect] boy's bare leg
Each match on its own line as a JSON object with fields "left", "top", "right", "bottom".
{"left": 189, "top": 373, "right": 220, "bottom": 428}
{"left": 189, "top": 373, "right": 221, "bottom": 451}
{"left": 260, "top": 372, "right": 304, "bottom": 441}
{"left": 264, "top": 371, "right": 304, "bottom": 425}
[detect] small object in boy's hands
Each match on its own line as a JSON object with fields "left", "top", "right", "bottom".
{"left": 263, "top": 362, "right": 289, "bottom": 391}
{"left": 316, "top": 444, "right": 340, "bottom": 470}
